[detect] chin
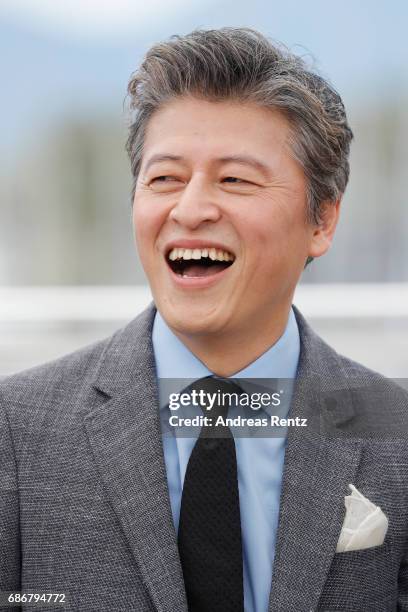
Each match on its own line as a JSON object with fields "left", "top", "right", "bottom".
{"left": 158, "top": 300, "right": 229, "bottom": 337}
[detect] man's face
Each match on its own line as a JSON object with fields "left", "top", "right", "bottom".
{"left": 133, "top": 96, "right": 317, "bottom": 339}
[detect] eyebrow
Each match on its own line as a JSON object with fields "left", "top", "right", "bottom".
{"left": 143, "top": 153, "right": 272, "bottom": 177}
{"left": 217, "top": 155, "right": 271, "bottom": 177}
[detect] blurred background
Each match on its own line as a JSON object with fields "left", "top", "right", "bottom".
{"left": 1, "top": 0, "right": 407, "bottom": 376}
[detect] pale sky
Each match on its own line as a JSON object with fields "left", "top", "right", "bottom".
{"left": 0, "top": 0, "right": 198, "bottom": 41}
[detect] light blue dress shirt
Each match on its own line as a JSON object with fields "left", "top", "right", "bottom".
{"left": 152, "top": 307, "right": 300, "bottom": 612}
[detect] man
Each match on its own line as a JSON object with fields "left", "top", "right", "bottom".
{"left": 1, "top": 27, "right": 407, "bottom": 612}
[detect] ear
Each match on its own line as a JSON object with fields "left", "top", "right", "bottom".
{"left": 308, "top": 198, "right": 341, "bottom": 259}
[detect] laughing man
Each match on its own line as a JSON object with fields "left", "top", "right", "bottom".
{"left": 1, "top": 28, "right": 408, "bottom": 612}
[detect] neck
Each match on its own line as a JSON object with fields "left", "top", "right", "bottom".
{"left": 172, "top": 305, "right": 292, "bottom": 377}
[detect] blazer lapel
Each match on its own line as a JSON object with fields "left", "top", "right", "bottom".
{"left": 82, "top": 304, "right": 188, "bottom": 612}
{"left": 268, "top": 307, "right": 364, "bottom": 612}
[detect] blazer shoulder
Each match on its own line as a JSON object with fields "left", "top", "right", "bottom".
{"left": 0, "top": 334, "right": 111, "bottom": 412}
{"left": 0, "top": 303, "right": 157, "bottom": 422}
{"left": 293, "top": 305, "right": 408, "bottom": 423}
{"left": 334, "top": 350, "right": 393, "bottom": 382}
{"left": 320, "top": 340, "right": 408, "bottom": 436}
{"left": 329, "top": 344, "right": 405, "bottom": 392}
{"left": 294, "top": 303, "right": 404, "bottom": 386}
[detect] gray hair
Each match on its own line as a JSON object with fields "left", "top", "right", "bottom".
{"left": 125, "top": 27, "right": 353, "bottom": 226}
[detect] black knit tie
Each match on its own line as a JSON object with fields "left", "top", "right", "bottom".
{"left": 178, "top": 376, "right": 244, "bottom": 612}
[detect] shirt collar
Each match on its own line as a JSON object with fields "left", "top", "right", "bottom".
{"left": 152, "top": 307, "right": 300, "bottom": 413}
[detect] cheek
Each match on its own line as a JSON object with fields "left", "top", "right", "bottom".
{"left": 239, "top": 207, "right": 289, "bottom": 251}
{"left": 133, "top": 197, "right": 161, "bottom": 245}
{"left": 242, "top": 207, "right": 309, "bottom": 270}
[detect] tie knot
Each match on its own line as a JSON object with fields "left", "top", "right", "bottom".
{"left": 186, "top": 375, "right": 242, "bottom": 422}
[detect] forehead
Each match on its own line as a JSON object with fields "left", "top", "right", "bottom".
{"left": 141, "top": 96, "right": 294, "bottom": 169}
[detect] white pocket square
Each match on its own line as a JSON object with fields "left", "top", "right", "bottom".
{"left": 336, "top": 484, "right": 388, "bottom": 553}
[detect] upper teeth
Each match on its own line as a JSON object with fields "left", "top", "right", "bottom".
{"left": 168, "top": 247, "right": 234, "bottom": 262}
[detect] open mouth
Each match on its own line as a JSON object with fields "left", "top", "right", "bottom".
{"left": 166, "top": 247, "right": 235, "bottom": 278}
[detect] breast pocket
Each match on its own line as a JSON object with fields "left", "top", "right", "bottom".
{"left": 317, "top": 540, "right": 398, "bottom": 611}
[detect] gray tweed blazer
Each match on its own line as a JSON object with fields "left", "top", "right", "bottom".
{"left": 1, "top": 303, "right": 407, "bottom": 612}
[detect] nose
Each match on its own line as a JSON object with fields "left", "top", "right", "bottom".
{"left": 169, "top": 175, "right": 221, "bottom": 229}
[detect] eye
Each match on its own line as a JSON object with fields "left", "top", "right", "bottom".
{"left": 222, "top": 177, "right": 247, "bottom": 183}
{"left": 148, "top": 175, "right": 183, "bottom": 191}
{"left": 151, "top": 176, "right": 178, "bottom": 183}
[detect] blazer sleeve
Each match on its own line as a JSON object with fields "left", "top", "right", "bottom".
{"left": 0, "top": 400, "right": 21, "bottom": 592}
{"left": 399, "top": 546, "right": 408, "bottom": 611}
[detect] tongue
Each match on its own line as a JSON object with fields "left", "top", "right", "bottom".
{"left": 182, "top": 263, "right": 228, "bottom": 277}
